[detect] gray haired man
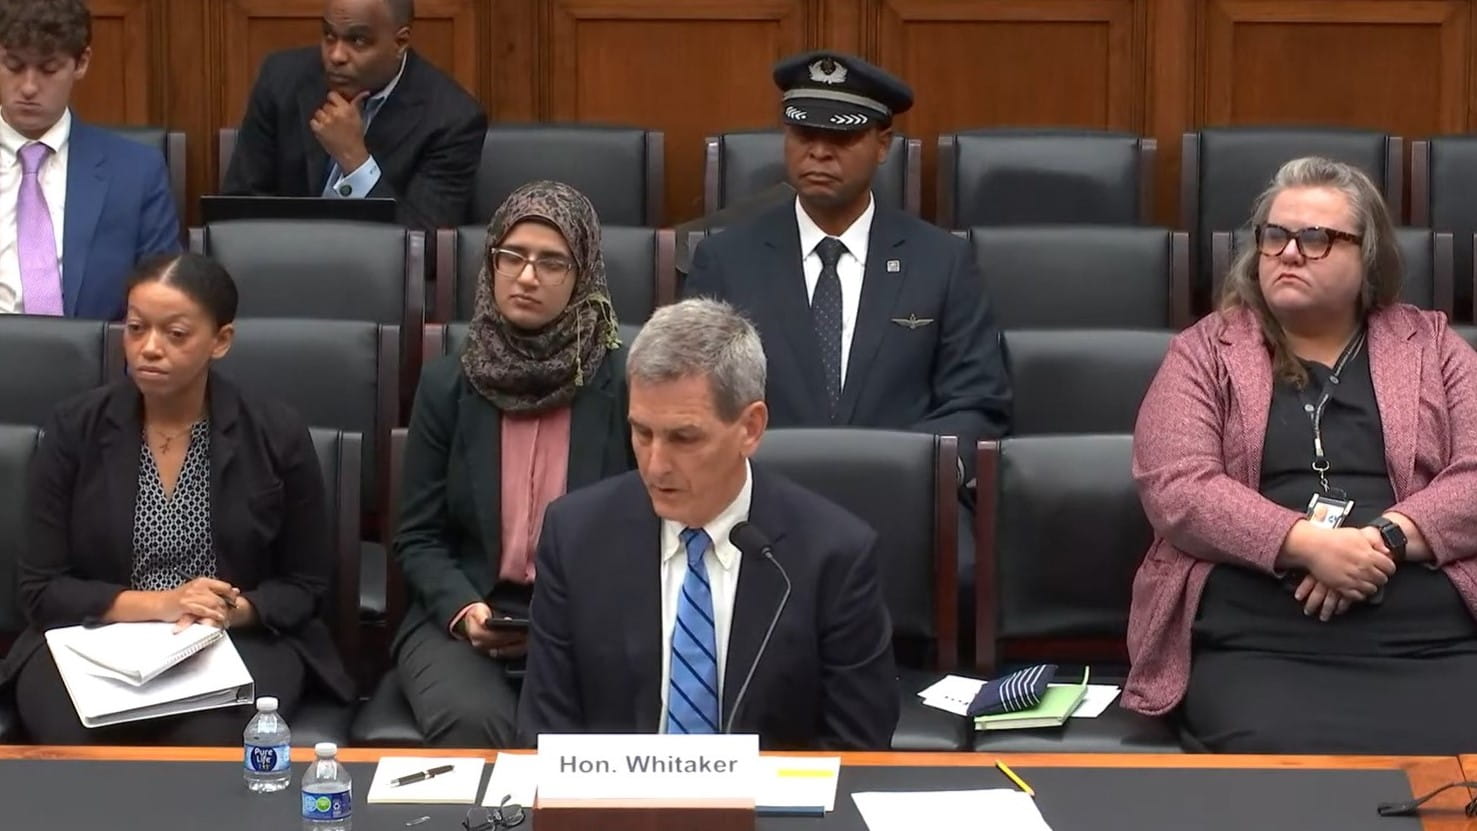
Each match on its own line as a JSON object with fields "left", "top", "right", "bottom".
{"left": 517, "top": 298, "right": 898, "bottom": 749}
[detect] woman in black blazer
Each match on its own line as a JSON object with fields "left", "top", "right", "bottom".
{"left": 394, "top": 181, "right": 633, "bottom": 747}
{"left": 5, "top": 253, "right": 353, "bottom": 745}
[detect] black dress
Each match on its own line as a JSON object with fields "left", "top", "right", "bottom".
{"left": 1182, "top": 345, "right": 1477, "bottom": 754}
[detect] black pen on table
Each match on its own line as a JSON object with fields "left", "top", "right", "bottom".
{"left": 390, "top": 764, "right": 456, "bottom": 787}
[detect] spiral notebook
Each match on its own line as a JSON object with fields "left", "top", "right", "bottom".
{"left": 61, "top": 622, "right": 225, "bottom": 686}
{"left": 45, "top": 624, "right": 253, "bottom": 728}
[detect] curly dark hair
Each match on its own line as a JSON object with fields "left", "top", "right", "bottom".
{"left": 0, "top": 0, "right": 92, "bottom": 60}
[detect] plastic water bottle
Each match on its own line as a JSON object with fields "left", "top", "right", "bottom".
{"left": 243, "top": 696, "right": 292, "bottom": 793}
{"left": 302, "top": 741, "right": 353, "bottom": 830}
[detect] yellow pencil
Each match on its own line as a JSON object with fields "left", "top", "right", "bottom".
{"left": 995, "top": 759, "right": 1035, "bottom": 797}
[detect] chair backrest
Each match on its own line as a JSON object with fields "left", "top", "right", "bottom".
{"left": 939, "top": 129, "right": 1153, "bottom": 228}
{"left": 425, "top": 322, "right": 642, "bottom": 362}
{"left": 1183, "top": 127, "right": 1402, "bottom": 307}
{"left": 0, "top": 317, "right": 111, "bottom": 426}
{"left": 1003, "top": 330, "right": 1172, "bottom": 435}
{"left": 468, "top": 125, "right": 663, "bottom": 226}
{"left": 436, "top": 225, "right": 674, "bottom": 324}
{"left": 191, "top": 220, "right": 424, "bottom": 329}
{"left": 218, "top": 128, "right": 238, "bottom": 190}
{"left": 102, "top": 125, "right": 186, "bottom": 229}
{"left": 967, "top": 226, "right": 1190, "bottom": 328}
{"left": 705, "top": 129, "right": 920, "bottom": 216}
{"left": 975, "top": 435, "right": 1148, "bottom": 673}
{"left": 1411, "top": 136, "right": 1477, "bottom": 320}
{"left": 0, "top": 424, "right": 41, "bottom": 649}
{"left": 1455, "top": 325, "right": 1477, "bottom": 352}
{"left": 211, "top": 319, "right": 398, "bottom": 508}
{"left": 752, "top": 428, "right": 957, "bottom": 670}
{"left": 308, "top": 428, "right": 361, "bottom": 667}
{"left": 1210, "top": 227, "right": 1453, "bottom": 314}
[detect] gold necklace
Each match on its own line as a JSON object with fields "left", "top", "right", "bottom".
{"left": 148, "top": 423, "right": 195, "bottom": 453}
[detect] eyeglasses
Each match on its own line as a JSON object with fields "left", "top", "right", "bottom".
{"left": 462, "top": 796, "right": 527, "bottom": 831}
{"left": 489, "top": 247, "right": 576, "bottom": 286}
{"left": 1255, "top": 223, "right": 1363, "bottom": 260}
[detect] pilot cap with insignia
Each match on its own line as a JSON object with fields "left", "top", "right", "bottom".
{"left": 773, "top": 51, "right": 914, "bottom": 132}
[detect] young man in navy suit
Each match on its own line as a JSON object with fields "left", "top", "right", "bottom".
{"left": 683, "top": 51, "right": 1011, "bottom": 479}
{"left": 0, "top": 0, "right": 180, "bottom": 320}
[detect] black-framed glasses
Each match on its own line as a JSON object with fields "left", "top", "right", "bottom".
{"left": 489, "top": 247, "right": 576, "bottom": 286}
{"left": 1255, "top": 223, "right": 1363, "bottom": 260}
{"left": 463, "top": 795, "right": 527, "bottom": 830}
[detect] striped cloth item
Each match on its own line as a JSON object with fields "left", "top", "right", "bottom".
{"left": 966, "top": 663, "right": 1059, "bottom": 718}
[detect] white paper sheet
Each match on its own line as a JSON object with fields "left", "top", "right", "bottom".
{"left": 757, "top": 756, "right": 840, "bottom": 812}
{"left": 367, "top": 757, "right": 487, "bottom": 804}
{"left": 916, "top": 674, "right": 986, "bottom": 716}
{"left": 852, "top": 789, "right": 1052, "bottom": 831}
{"left": 1060, "top": 683, "right": 1121, "bottom": 718}
{"left": 482, "top": 752, "right": 540, "bottom": 807}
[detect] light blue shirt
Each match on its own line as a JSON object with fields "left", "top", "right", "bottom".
{"left": 322, "top": 53, "right": 406, "bottom": 199}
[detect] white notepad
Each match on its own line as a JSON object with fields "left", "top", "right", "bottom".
{"left": 45, "top": 625, "right": 253, "bottom": 728}
{"left": 758, "top": 756, "right": 841, "bottom": 812}
{"left": 62, "top": 622, "right": 225, "bottom": 686}
{"left": 481, "top": 752, "right": 540, "bottom": 807}
{"left": 852, "top": 789, "right": 1052, "bottom": 831}
{"left": 367, "top": 757, "right": 487, "bottom": 805}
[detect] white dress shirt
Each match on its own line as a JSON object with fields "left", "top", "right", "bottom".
{"left": 0, "top": 109, "right": 70, "bottom": 314}
{"left": 795, "top": 193, "right": 874, "bottom": 382}
{"left": 658, "top": 462, "right": 753, "bottom": 732}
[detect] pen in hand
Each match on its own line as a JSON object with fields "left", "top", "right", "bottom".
{"left": 390, "top": 765, "right": 456, "bottom": 787}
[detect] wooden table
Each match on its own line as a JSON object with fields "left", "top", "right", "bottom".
{"left": 1, "top": 747, "right": 1473, "bottom": 830}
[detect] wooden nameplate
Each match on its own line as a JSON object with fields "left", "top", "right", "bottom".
{"left": 534, "top": 797, "right": 755, "bottom": 831}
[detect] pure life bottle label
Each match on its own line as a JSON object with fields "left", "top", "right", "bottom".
{"left": 303, "top": 790, "right": 353, "bottom": 821}
{"left": 246, "top": 743, "right": 291, "bottom": 772}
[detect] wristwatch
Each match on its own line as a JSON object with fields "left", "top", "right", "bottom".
{"left": 1368, "top": 516, "right": 1408, "bottom": 562}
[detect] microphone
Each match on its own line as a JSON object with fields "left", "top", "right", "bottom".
{"left": 723, "top": 521, "right": 792, "bottom": 735}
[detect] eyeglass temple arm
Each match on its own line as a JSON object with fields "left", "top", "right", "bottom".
{"left": 1376, "top": 781, "right": 1477, "bottom": 817}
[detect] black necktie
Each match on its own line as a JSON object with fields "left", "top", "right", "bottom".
{"left": 812, "top": 237, "right": 847, "bottom": 415}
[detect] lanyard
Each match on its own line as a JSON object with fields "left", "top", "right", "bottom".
{"left": 1298, "top": 328, "right": 1367, "bottom": 496}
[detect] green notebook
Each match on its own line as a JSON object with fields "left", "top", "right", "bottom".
{"left": 973, "top": 670, "right": 1090, "bottom": 731}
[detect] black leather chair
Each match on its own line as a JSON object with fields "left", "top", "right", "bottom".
{"left": 103, "top": 126, "right": 187, "bottom": 233}
{"left": 704, "top": 129, "right": 921, "bottom": 216}
{"left": 292, "top": 428, "right": 362, "bottom": 746}
{"left": 0, "top": 317, "right": 112, "bottom": 426}
{"left": 967, "top": 226, "right": 1191, "bottom": 329}
{"left": 433, "top": 225, "right": 675, "bottom": 324}
{"left": 1003, "top": 330, "right": 1172, "bottom": 435}
{"left": 467, "top": 124, "right": 663, "bottom": 226}
{"left": 0, "top": 424, "right": 40, "bottom": 743}
{"left": 217, "top": 127, "right": 238, "bottom": 190}
{"left": 1182, "top": 127, "right": 1403, "bottom": 310}
{"left": 1209, "top": 227, "right": 1454, "bottom": 315}
{"left": 1410, "top": 137, "right": 1477, "bottom": 320}
{"left": 974, "top": 436, "right": 1180, "bottom": 752}
{"left": 753, "top": 428, "right": 966, "bottom": 751}
{"left": 938, "top": 129, "right": 1154, "bottom": 229}
{"left": 208, "top": 320, "right": 399, "bottom": 625}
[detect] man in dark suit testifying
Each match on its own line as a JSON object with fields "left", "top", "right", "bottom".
{"left": 683, "top": 51, "right": 1011, "bottom": 477}
{"left": 517, "top": 298, "right": 899, "bottom": 750}
{"left": 222, "top": 0, "right": 486, "bottom": 230}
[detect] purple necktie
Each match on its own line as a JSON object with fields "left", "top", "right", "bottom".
{"left": 17, "top": 142, "right": 63, "bottom": 316}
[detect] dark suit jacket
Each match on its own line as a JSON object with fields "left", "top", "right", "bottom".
{"left": 223, "top": 47, "right": 487, "bottom": 230}
{"left": 683, "top": 201, "right": 1011, "bottom": 477}
{"left": 1, "top": 373, "right": 353, "bottom": 702}
{"left": 64, "top": 121, "right": 182, "bottom": 319}
{"left": 392, "top": 348, "right": 633, "bottom": 651}
{"left": 516, "top": 465, "right": 899, "bottom": 750}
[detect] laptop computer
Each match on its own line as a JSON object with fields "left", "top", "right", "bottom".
{"left": 200, "top": 196, "right": 399, "bottom": 225}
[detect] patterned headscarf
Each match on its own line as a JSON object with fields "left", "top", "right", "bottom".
{"left": 461, "top": 181, "right": 620, "bottom": 413}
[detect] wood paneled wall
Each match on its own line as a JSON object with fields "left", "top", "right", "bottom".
{"left": 75, "top": 0, "right": 1477, "bottom": 225}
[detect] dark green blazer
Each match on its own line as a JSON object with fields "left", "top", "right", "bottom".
{"left": 391, "top": 346, "right": 633, "bottom": 650}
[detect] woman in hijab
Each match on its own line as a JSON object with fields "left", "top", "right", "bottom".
{"left": 392, "top": 181, "right": 632, "bottom": 747}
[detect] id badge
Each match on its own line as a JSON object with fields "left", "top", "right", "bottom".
{"left": 1305, "top": 493, "right": 1354, "bottom": 529}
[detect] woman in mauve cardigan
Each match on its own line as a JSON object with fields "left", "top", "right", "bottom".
{"left": 1125, "top": 157, "right": 1477, "bottom": 754}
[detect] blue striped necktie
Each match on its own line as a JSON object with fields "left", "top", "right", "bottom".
{"left": 667, "top": 527, "right": 720, "bottom": 734}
